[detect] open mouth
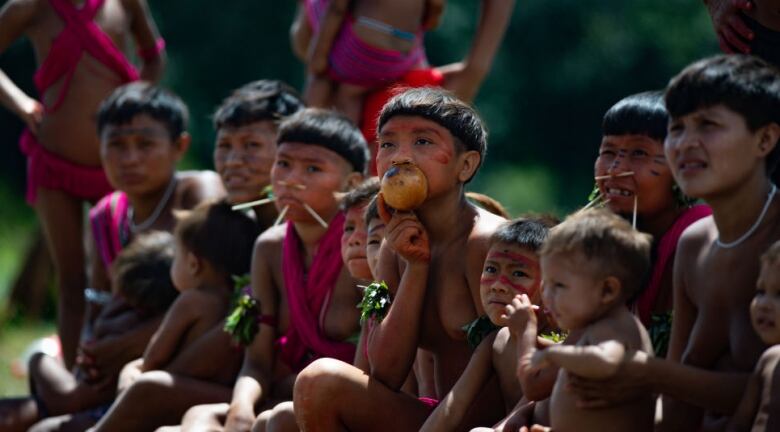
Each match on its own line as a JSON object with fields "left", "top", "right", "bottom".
{"left": 605, "top": 187, "right": 634, "bottom": 197}
{"left": 678, "top": 160, "right": 707, "bottom": 172}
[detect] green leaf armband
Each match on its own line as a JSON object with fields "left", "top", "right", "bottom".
{"left": 223, "top": 274, "right": 258, "bottom": 346}
{"left": 358, "top": 281, "right": 392, "bottom": 324}
{"left": 462, "top": 315, "right": 499, "bottom": 349}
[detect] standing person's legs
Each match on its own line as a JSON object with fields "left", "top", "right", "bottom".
{"left": 35, "top": 188, "right": 87, "bottom": 369}
{"left": 293, "top": 358, "right": 431, "bottom": 432}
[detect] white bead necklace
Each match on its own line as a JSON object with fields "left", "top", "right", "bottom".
{"left": 128, "top": 176, "right": 178, "bottom": 233}
{"left": 716, "top": 183, "right": 777, "bottom": 249}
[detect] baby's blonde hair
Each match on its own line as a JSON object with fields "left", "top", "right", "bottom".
{"left": 540, "top": 209, "right": 652, "bottom": 299}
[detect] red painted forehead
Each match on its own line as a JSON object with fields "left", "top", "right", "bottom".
{"left": 487, "top": 250, "right": 539, "bottom": 270}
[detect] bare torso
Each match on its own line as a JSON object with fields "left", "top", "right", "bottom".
{"left": 492, "top": 328, "right": 524, "bottom": 412}
{"left": 25, "top": 0, "right": 136, "bottom": 166}
{"left": 677, "top": 207, "right": 780, "bottom": 425}
{"left": 551, "top": 309, "right": 654, "bottom": 432}
{"left": 751, "top": 345, "right": 780, "bottom": 432}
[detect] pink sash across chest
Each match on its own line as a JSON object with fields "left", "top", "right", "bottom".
{"left": 36, "top": 0, "right": 139, "bottom": 113}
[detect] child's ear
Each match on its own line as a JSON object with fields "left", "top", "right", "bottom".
{"left": 173, "top": 132, "right": 192, "bottom": 161}
{"left": 456, "top": 150, "right": 481, "bottom": 183}
{"left": 343, "top": 172, "right": 364, "bottom": 191}
{"left": 600, "top": 276, "right": 622, "bottom": 305}
{"left": 757, "top": 122, "right": 780, "bottom": 157}
{"left": 186, "top": 250, "right": 202, "bottom": 276}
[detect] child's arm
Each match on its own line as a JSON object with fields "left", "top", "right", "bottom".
{"left": 367, "top": 199, "right": 429, "bottom": 389}
{"left": 140, "top": 292, "right": 200, "bottom": 371}
{"left": 0, "top": 1, "right": 42, "bottom": 133}
{"left": 439, "top": 0, "right": 515, "bottom": 102}
{"left": 127, "top": 0, "right": 165, "bottom": 82}
{"left": 532, "top": 339, "right": 625, "bottom": 380}
{"left": 726, "top": 348, "right": 774, "bottom": 432}
{"left": 223, "top": 239, "right": 279, "bottom": 431}
{"left": 307, "top": 0, "right": 350, "bottom": 74}
{"left": 421, "top": 332, "right": 497, "bottom": 432}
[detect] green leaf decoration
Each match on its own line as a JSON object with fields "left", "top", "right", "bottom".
{"left": 224, "top": 274, "right": 259, "bottom": 346}
{"left": 261, "top": 184, "right": 274, "bottom": 199}
{"left": 357, "top": 281, "right": 392, "bottom": 324}
{"left": 462, "top": 315, "right": 499, "bottom": 350}
{"left": 648, "top": 311, "right": 672, "bottom": 358}
{"left": 539, "top": 330, "right": 568, "bottom": 343}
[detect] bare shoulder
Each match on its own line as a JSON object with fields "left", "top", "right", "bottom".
{"left": 467, "top": 206, "right": 506, "bottom": 256}
{"left": 758, "top": 345, "right": 780, "bottom": 370}
{"left": 677, "top": 215, "right": 715, "bottom": 262}
{"left": 586, "top": 308, "right": 649, "bottom": 350}
{"left": 492, "top": 326, "right": 511, "bottom": 351}
{"left": 177, "top": 170, "right": 226, "bottom": 208}
{"left": 252, "top": 223, "right": 286, "bottom": 264}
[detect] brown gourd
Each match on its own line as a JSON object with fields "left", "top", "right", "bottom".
{"left": 380, "top": 162, "right": 428, "bottom": 211}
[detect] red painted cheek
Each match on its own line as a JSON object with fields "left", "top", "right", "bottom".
{"left": 480, "top": 275, "right": 498, "bottom": 285}
{"left": 431, "top": 147, "right": 452, "bottom": 165}
{"left": 498, "top": 275, "right": 529, "bottom": 294}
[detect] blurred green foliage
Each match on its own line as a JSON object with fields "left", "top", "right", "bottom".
{"left": 0, "top": 0, "right": 718, "bottom": 215}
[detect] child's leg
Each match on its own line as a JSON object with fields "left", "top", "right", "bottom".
{"left": 290, "top": 3, "right": 312, "bottom": 61}
{"left": 179, "top": 403, "right": 229, "bottom": 431}
{"left": 91, "top": 371, "right": 232, "bottom": 432}
{"left": 333, "top": 83, "right": 368, "bottom": 125}
{"left": 293, "top": 358, "right": 431, "bottom": 432}
{"left": 0, "top": 397, "right": 39, "bottom": 432}
{"left": 28, "top": 352, "right": 106, "bottom": 415}
{"left": 303, "top": 75, "right": 335, "bottom": 109}
{"left": 27, "top": 412, "right": 98, "bottom": 432}
{"left": 35, "top": 188, "right": 88, "bottom": 369}
{"left": 252, "top": 401, "right": 297, "bottom": 432}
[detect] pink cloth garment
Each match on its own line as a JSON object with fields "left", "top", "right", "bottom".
{"left": 20, "top": 130, "right": 114, "bottom": 204}
{"left": 20, "top": 0, "right": 140, "bottom": 204}
{"left": 36, "top": 0, "right": 139, "bottom": 113}
{"left": 303, "top": 0, "right": 427, "bottom": 88}
{"left": 89, "top": 191, "right": 131, "bottom": 273}
{"left": 278, "top": 212, "right": 356, "bottom": 371}
{"left": 635, "top": 204, "right": 712, "bottom": 325}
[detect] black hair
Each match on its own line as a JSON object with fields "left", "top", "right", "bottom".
{"left": 277, "top": 108, "right": 370, "bottom": 174}
{"left": 113, "top": 231, "right": 177, "bottom": 314}
{"left": 341, "top": 177, "right": 380, "bottom": 211}
{"left": 377, "top": 87, "right": 487, "bottom": 182}
{"left": 213, "top": 80, "right": 304, "bottom": 129}
{"left": 491, "top": 215, "right": 559, "bottom": 253}
{"left": 602, "top": 91, "right": 668, "bottom": 141}
{"left": 175, "top": 200, "right": 260, "bottom": 286}
{"left": 665, "top": 55, "right": 780, "bottom": 182}
{"left": 364, "top": 195, "right": 380, "bottom": 227}
{"left": 97, "top": 82, "right": 189, "bottom": 140}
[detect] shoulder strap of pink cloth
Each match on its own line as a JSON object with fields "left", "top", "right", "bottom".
{"left": 35, "top": 0, "right": 139, "bottom": 113}
{"left": 89, "top": 191, "right": 130, "bottom": 272}
{"left": 279, "top": 212, "right": 355, "bottom": 371}
{"left": 635, "top": 204, "right": 712, "bottom": 324}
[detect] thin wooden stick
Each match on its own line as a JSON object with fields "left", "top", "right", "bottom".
{"left": 231, "top": 197, "right": 274, "bottom": 211}
{"left": 594, "top": 171, "right": 635, "bottom": 181}
{"left": 303, "top": 203, "right": 329, "bottom": 229}
{"left": 581, "top": 194, "right": 604, "bottom": 211}
{"left": 277, "top": 180, "right": 307, "bottom": 190}
{"left": 632, "top": 194, "right": 638, "bottom": 229}
{"left": 274, "top": 205, "right": 289, "bottom": 226}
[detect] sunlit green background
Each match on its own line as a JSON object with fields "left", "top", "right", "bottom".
{"left": 0, "top": 0, "right": 718, "bottom": 395}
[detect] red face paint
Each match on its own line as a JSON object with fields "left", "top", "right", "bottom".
{"left": 432, "top": 146, "right": 452, "bottom": 165}
{"left": 498, "top": 275, "right": 529, "bottom": 294}
{"left": 487, "top": 251, "right": 540, "bottom": 272}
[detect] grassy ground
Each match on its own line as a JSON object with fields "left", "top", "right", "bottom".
{"left": 0, "top": 321, "right": 56, "bottom": 396}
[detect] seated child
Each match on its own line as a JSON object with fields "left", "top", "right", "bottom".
{"left": 300, "top": 0, "right": 441, "bottom": 121}
{"left": 293, "top": 87, "right": 507, "bottom": 432}
{"left": 76, "top": 82, "right": 224, "bottom": 395}
{"left": 727, "top": 240, "right": 780, "bottom": 431}
{"left": 213, "top": 79, "right": 304, "bottom": 217}
{"left": 518, "top": 209, "right": 655, "bottom": 432}
{"left": 138, "top": 201, "right": 259, "bottom": 373}
{"left": 251, "top": 177, "right": 380, "bottom": 432}
{"left": 421, "top": 217, "right": 552, "bottom": 431}
{"left": 177, "top": 108, "right": 367, "bottom": 432}
{"left": 0, "top": 231, "right": 175, "bottom": 432}
{"left": 592, "top": 90, "right": 711, "bottom": 357}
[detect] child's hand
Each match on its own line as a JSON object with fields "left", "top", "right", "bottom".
{"left": 705, "top": 0, "right": 754, "bottom": 54}
{"left": 18, "top": 97, "right": 43, "bottom": 135}
{"left": 224, "top": 405, "right": 254, "bottom": 432}
{"left": 502, "top": 294, "right": 538, "bottom": 335}
{"left": 378, "top": 193, "right": 430, "bottom": 263}
{"left": 423, "top": 0, "right": 445, "bottom": 30}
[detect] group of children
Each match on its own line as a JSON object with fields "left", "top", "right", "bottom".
{"left": 2, "top": 0, "right": 780, "bottom": 431}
